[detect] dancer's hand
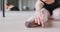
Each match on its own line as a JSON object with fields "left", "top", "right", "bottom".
{"left": 34, "top": 11, "right": 45, "bottom": 27}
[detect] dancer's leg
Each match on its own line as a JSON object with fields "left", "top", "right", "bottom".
{"left": 25, "top": 8, "right": 50, "bottom": 28}
{"left": 52, "top": 8, "right": 60, "bottom": 20}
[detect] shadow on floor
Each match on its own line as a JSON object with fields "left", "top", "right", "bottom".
{"left": 44, "top": 19, "right": 53, "bottom": 28}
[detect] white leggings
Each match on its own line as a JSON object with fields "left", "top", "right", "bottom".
{"left": 26, "top": 8, "right": 60, "bottom": 22}
{"left": 52, "top": 8, "right": 60, "bottom": 20}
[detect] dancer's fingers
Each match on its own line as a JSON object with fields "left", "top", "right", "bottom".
{"left": 41, "top": 19, "right": 45, "bottom": 27}
{"left": 34, "top": 17, "right": 38, "bottom": 23}
{"left": 37, "top": 16, "right": 41, "bottom": 25}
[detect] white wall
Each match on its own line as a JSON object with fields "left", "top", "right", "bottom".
{"left": 19, "top": 0, "right": 22, "bottom": 11}
{"left": 19, "top": 0, "right": 36, "bottom": 11}
{"left": 0, "top": 0, "right": 36, "bottom": 11}
{"left": 27, "top": 0, "right": 36, "bottom": 10}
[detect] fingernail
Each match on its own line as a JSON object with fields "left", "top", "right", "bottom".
{"left": 38, "top": 23, "right": 40, "bottom": 25}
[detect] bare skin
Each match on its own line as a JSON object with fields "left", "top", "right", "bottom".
{"left": 26, "top": 0, "right": 60, "bottom": 27}
{"left": 34, "top": 0, "right": 55, "bottom": 27}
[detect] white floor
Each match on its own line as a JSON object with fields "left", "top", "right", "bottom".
{"left": 0, "top": 11, "right": 60, "bottom": 32}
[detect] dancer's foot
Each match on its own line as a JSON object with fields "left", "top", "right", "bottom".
{"left": 25, "top": 21, "right": 41, "bottom": 28}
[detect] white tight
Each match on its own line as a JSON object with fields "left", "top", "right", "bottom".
{"left": 52, "top": 8, "right": 60, "bottom": 20}
{"left": 26, "top": 8, "right": 60, "bottom": 22}
{"left": 26, "top": 8, "right": 50, "bottom": 22}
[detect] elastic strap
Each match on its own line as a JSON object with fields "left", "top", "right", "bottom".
{"left": 40, "top": 0, "right": 47, "bottom": 5}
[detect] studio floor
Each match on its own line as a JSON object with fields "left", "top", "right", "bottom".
{"left": 0, "top": 11, "right": 60, "bottom": 32}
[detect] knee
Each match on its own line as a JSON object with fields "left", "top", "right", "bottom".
{"left": 53, "top": 8, "right": 60, "bottom": 16}
{"left": 52, "top": 8, "right": 60, "bottom": 20}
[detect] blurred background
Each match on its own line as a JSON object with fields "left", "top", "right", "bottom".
{"left": 0, "top": 0, "right": 60, "bottom": 32}
{"left": 0, "top": 0, "right": 36, "bottom": 11}
{"left": 0, "top": 0, "right": 37, "bottom": 17}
